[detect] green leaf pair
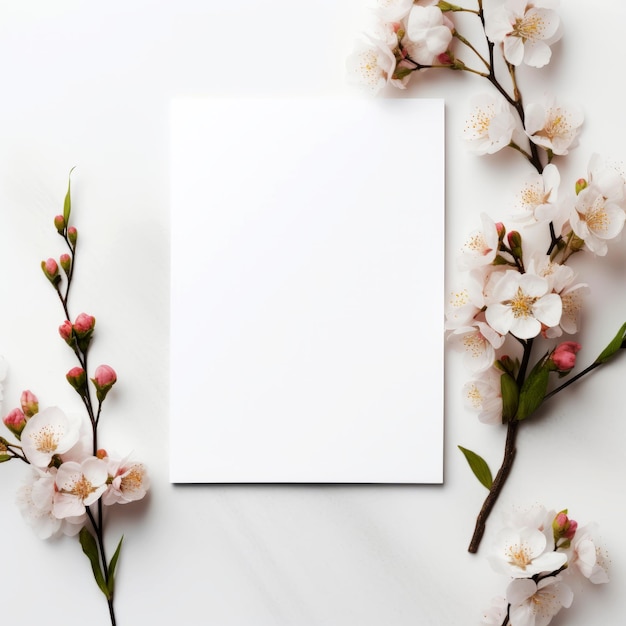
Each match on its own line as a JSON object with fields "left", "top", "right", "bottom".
{"left": 79, "top": 527, "right": 124, "bottom": 600}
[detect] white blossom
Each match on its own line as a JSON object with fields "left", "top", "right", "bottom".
{"left": 21, "top": 407, "right": 81, "bottom": 469}
{"left": 346, "top": 37, "right": 397, "bottom": 94}
{"left": 489, "top": 526, "right": 567, "bottom": 578}
{"left": 570, "top": 523, "right": 609, "bottom": 584}
{"left": 485, "top": 270, "right": 562, "bottom": 339}
{"left": 486, "top": 0, "right": 562, "bottom": 68}
{"left": 464, "top": 94, "right": 517, "bottom": 155}
{"left": 448, "top": 322, "right": 505, "bottom": 373}
{"left": 458, "top": 213, "right": 500, "bottom": 270}
{"left": 525, "top": 96, "right": 583, "bottom": 155}
{"left": 507, "top": 577, "right": 573, "bottom": 626}
{"left": 462, "top": 367, "right": 503, "bottom": 425}
{"left": 512, "top": 164, "right": 561, "bottom": 224}
{"left": 53, "top": 458, "right": 108, "bottom": 519}
{"left": 403, "top": 5, "right": 452, "bottom": 65}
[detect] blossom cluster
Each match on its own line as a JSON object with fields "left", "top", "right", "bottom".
{"left": 482, "top": 506, "right": 608, "bottom": 626}
{"left": 448, "top": 151, "right": 626, "bottom": 426}
{"left": 3, "top": 385, "right": 148, "bottom": 540}
{"left": 347, "top": 0, "right": 562, "bottom": 94}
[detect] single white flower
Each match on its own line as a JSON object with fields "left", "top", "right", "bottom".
{"left": 546, "top": 282, "right": 589, "bottom": 337}
{"left": 512, "top": 164, "right": 560, "bottom": 223}
{"left": 507, "top": 577, "right": 573, "bottom": 626}
{"left": 102, "top": 455, "right": 150, "bottom": 505}
{"left": 458, "top": 213, "right": 500, "bottom": 269}
{"left": 346, "top": 37, "right": 397, "bottom": 94}
{"left": 570, "top": 523, "right": 609, "bottom": 584}
{"left": 587, "top": 153, "right": 626, "bottom": 200}
{"left": 525, "top": 96, "right": 583, "bottom": 155}
{"left": 21, "top": 407, "right": 81, "bottom": 469}
{"left": 448, "top": 322, "right": 505, "bottom": 373}
{"left": 403, "top": 5, "right": 452, "bottom": 65}
{"left": 570, "top": 183, "right": 626, "bottom": 255}
{"left": 485, "top": 270, "right": 562, "bottom": 339}
{"left": 53, "top": 458, "right": 108, "bottom": 519}
{"left": 464, "top": 93, "right": 516, "bottom": 155}
{"left": 486, "top": 0, "right": 562, "bottom": 68}
{"left": 462, "top": 367, "right": 503, "bottom": 425}
{"left": 444, "top": 286, "right": 480, "bottom": 330}
{"left": 489, "top": 526, "right": 567, "bottom": 578}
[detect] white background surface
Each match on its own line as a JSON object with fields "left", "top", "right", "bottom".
{"left": 0, "top": 1, "right": 625, "bottom": 624}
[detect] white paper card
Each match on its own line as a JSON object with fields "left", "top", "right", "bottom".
{"left": 170, "top": 97, "right": 444, "bottom": 483}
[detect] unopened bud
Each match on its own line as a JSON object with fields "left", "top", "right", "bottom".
{"left": 553, "top": 509, "right": 578, "bottom": 547}
{"left": 73, "top": 313, "right": 96, "bottom": 337}
{"left": 67, "top": 226, "right": 78, "bottom": 246}
{"left": 41, "top": 258, "right": 60, "bottom": 284}
{"left": 59, "top": 253, "right": 71, "bottom": 275}
{"left": 549, "top": 341, "right": 581, "bottom": 374}
{"left": 3, "top": 408, "right": 27, "bottom": 439}
{"left": 66, "top": 366, "right": 87, "bottom": 394}
{"left": 20, "top": 390, "right": 39, "bottom": 418}
{"left": 96, "top": 448, "right": 108, "bottom": 459}
{"left": 59, "top": 319, "right": 73, "bottom": 344}
{"left": 496, "top": 222, "right": 506, "bottom": 240}
{"left": 575, "top": 178, "right": 588, "bottom": 195}
{"left": 54, "top": 214, "right": 66, "bottom": 234}
{"left": 91, "top": 364, "right": 117, "bottom": 402}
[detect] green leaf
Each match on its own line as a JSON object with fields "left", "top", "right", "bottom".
{"left": 0, "top": 454, "right": 11, "bottom": 463}
{"left": 596, "top": 321, "right": 626, "bottom": 364}
{"left": 63, "top": 167, "right": 76, "bottom": 223}
{"left": 516, "top": 363, "right": 549, "bottom": 421}
{"left": 458, "top": 445, "right": 493, "bottom": 490}
{"left": 79, "top": 527, "right": 110, "bottom": 599}
{"left": 500, "top": 372, "right": 519, "bottom": 422}
{"left": 107, "top": 535, "right": 124, "bottom": 597}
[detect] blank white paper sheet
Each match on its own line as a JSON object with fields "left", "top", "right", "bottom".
{"left": 170, "top": 97, "right": 444, "bottom": 483}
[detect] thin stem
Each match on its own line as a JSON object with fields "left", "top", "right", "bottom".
{"left": 453, "top": 31, "right": 490, "bottom": 69}
{"left": 468, "top": 339, "right": 534, "bottom": 553}
{"left": 543, "top": 361, "right": 602, "bottom": 402}
{"left": 468, "top": 419, "right": 519, "bottom": 553}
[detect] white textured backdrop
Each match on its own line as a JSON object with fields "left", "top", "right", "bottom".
{"left": 0, "top": 1, "right": 624, "bottom": 624}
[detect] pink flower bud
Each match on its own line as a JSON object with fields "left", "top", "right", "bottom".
{"left": 59, "top": 319, "right": 73, "bottom": 344}
{"left": 66, "top": 366, "right": 87, "bottom": 394}
{"left": 20, "top": 390, "right": 39, "bottom": 418}
{"left": 54, "top": 214, "right": 66, "bottom": 233}
{"left": 575, "top": 178, "right": 588, "bottom": 195}
{"left": 96, "top": 448, "right": 108, "bottom": 459}
{"left": 60, "top": 253, "right": 71, "bottom": 274}
{"left": 73, "top": 313, "right": 96, "bottom": 337}
{"left": 553, "top": 509, "right": 578, "bottom": 545}
{"left": 495, "top": 222, "right": 506, "bottom": 239}
{"left": 91, "top": 365, "right": 117, "bottom": 402}
{"left": 67, "top": 226, "right": 78, "bottom": 246}
{"left": 551, "top": 341, "right": 581, "bottom": 373}
{"left": 3, "top": 408, "right": 27, "bottom": 438}
{"left": 41, "top": 257, "right": 59, "bottom": 282}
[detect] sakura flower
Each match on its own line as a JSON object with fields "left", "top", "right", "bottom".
{"left": 489, "top": 526, "right": 567, "bottom": 578}
{"left": 525, "top": 96, "right": 583, "bottom": 155}
{"left": 486, "top": 0, "right": 562, "bottom": 68}
{"left": 102, "top": 455, "right": 150, "bottom": 505}
{"left": 462, "top": 367, "right": 503, "bottom": 425}
{"left": 512, "top": 164, "right": 560, "bottom": 224}
{"left": 485, "top": 270, "right": 562, "bottom": 339}
{"left": 507, "top": 577, "right": 573, "bottom": 626}
{"left": 346, "top": 37, "right": 397, "bottom": 94}
{"left": 53, "top": 457, "right": 108, "bottom": 518}
{"left": 458, "top": 213, "right": 500, "bottom": 269}
{"left": 448, "top": 322, "right": 505, "bottom": 373}
{"left": 570, "top": 183, "right": 626, "bottom": 255}
{"left": 21, "top": 406, "right": 81, "bottom": 469}
{"left": 464, "top": 94, "right": 517, "bottom": 155}
{"left": 403, "top": 5, "right": 453, "bottom": 65}
{"left": 586, "top": 153, "right": 626, "bottom": 200}
{"left": 570, "top": 523, "right": 609, "bottom": 584}
{"left": 16, "top": 468, "right": 85, "bottom": 539}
